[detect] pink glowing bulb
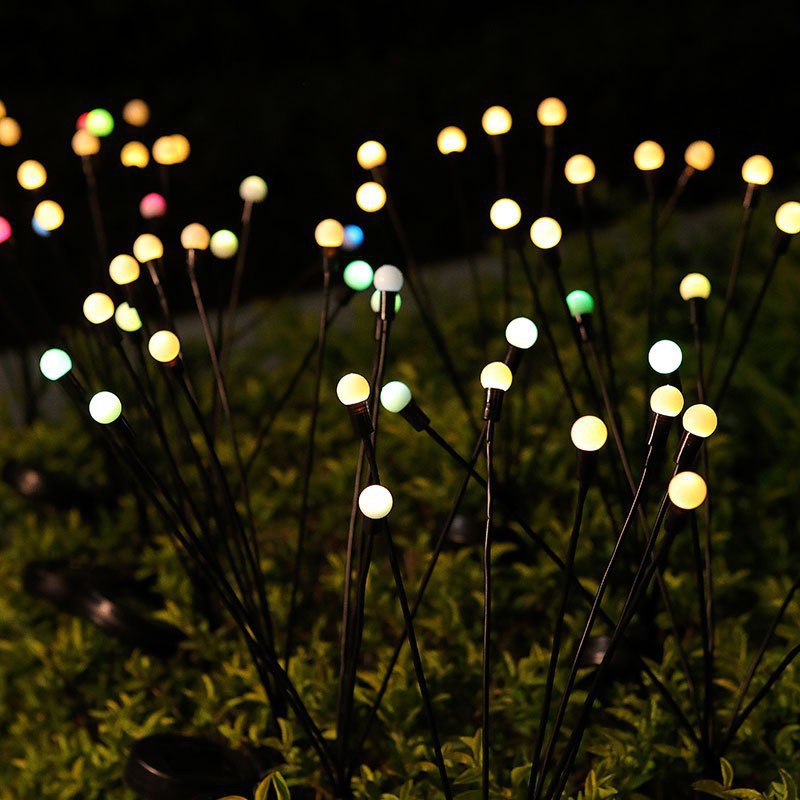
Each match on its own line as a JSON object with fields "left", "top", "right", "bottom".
{"left": 76, "top": 112, "right": 89, "bottom": 130}
{"left": 0, "top": 216, "right": 11, "bottom": 244}
{"left": 139, "top": 192, "right": 167, "bottom": 219}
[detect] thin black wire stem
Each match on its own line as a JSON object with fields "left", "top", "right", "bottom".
{"left": 644, "top": 173, "right": 658, "bottom": 407}
{"left": 657, "top": 166, "right": 694, "bottom": 231}
{"left": 527, "top": 481, "right": 590, "bottom": 800}
{"left": 284, "top": 256, "right": 331, "bottom": 669}
{"left": 80, "top": 154, "right": 109, "bottom": 279}
{"left": 482, "top": 418, "right": 496, "bottom": 800}
{"left": 542, "top": 128, "right": 555, "bottom": 215}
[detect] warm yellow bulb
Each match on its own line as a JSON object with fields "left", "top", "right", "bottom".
{"left": 537, "top": 97, "right": 567, "bottom": 127}
{"left": 634, "top": 140, "right": 665, "bottom": 171}
{"left": 0, "top": 116, "right": 21, "bottom": 146}
{"left": 33, "top": 200, "right": 64, "bottom": 231}
{"left": 437, "top": 126, "right": 467, "bottom": 155}
{"left": 356, "top": 181, "right": 387, "bottom": 213}
{"left": 17, "top": 160, "right": 47, "bottom": 191}
{"left": 741, "top": 155, "right": 773, "bottom": 186}
{"left": 357, "top": 140, "right": 387, "bottom": 170}
{"left": 120, "top": 141, "right": 150, "bottom": 168}
{"left": 564, "top": 154, "right": 595, "bottom": 185}
{"left": 82, "top": 292, "right": 115, "bottom": 325}
{"left": 336, "top": 373, "right": 371, "bottom": 405}
{"left": 684, "top": 141, "right": 714, "bottom": 171}
{"left": 668, "top": 471, "right": 707, "bottom": 510}
{"left": 122, "top": 99, "right": 150, "bottom": 127}
{"left": 72, "top": 129, "right": 100, "bottom": 156}
{"left": 480, "top": 361, "right": 513, "bottom": 391}
{"left": 109, "top": 254, "right": 141, "bottom": 285}
{"left": 490, "top": 198, "right": 522, "bottom": 230}
{"left": 133, "top": 233, "right": 163, "bottom": 262}
{"left": 152, "top": 134, "right": 190, "bottom": 165}
{"left": 679, "top": 273, "right": 711, "bottom": 301}
{"left": 570, "top": 415, "right": 607, "bottom": 452}
{"left": 481, "top": 105, "right": 512, "bottom": 135}
{"left": 775, "top": 201, "right": 800, "bottom": 235}
{"left": 181, "top": 223, "right": 211, "bottom": 250}
{"left": 683, "top": 404, "right": 718, "bottom": 438}
{"left": 315, "top": 219, "right": 344, "bottom": 248}
{"left": 148, "top": 330, "right": 181, "bottom": 363}
{"left": 650, "top": 385, "right": 684, "bottom": 417}
{"left": 0, "top": 100, "right": 5, "bottom": 119}
{"left": 530, "top": 216, "right": 562, "bottom": 249}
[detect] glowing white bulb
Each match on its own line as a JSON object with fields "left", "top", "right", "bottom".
{"left": 648, "top": 340, "right": 683, "bottom": 374}
{"left": 490, "top": 198, "right": 521, "bottom": 230}
{"left": 530, "top": 217, "right": 562, "bottom": 249}
{"left": 373, "top": 264, "right": 404, "bottom": 292}
{"left": 89, "top": 391, "right": 122, "bottom": 425}
{"left": 380, "top": 381, "right": 412, "bottom": 413}
{"left": 336, "top": 373, "right": 370, "bottom": 405}
{"left": 210, "top": 229, "right": 238, "bottom": 259}
{"left": 356, "top": 181, "right": 387, "bottom": 213}
{"left": 239, "top": 175, "right": 268, "bottom": 203}
{"left": 570, "top": 415, "right": 608, "bottom": 452}
{"left": 505, "top": 317, "right": 538, "bottom": 349}
{"left": 358, "top": 484, "right": 393, "bottom": 519}
{"left": 39, "top": 349, "right": 72, "bottom": 381}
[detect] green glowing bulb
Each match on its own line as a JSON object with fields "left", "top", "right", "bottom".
{"left": 370, "top": 290, "right": 402, "bottom": 314}
{"left": 39, "top": 348, "right": 72, "bottom": 381}
{"left": 89, "top": 391, "right": 122, "bottom": 424}
{"left": 86, "top": 108, "right": 114, "bottom": 138}
{"left": 565, "top": 289, "right": 595, "bottom": 317}
{"left": 343, "top": 259, "right": 374, "bottom": 291}
{"left": 380, "top": 381, "right": 412, "bottom": 413}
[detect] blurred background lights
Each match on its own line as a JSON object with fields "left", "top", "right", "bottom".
{"left": 122, "top": 98, "right": 150, "bottom": 127}
{"left": 570, "top": 415, "right": 608, "bottom": 451}
{"left": 684, "top": 140, "right": 715, "bottom": 171}
{"left": 343, "top": 260, "right": 373, "bottom": 291}
{"left": 775, "top": 201, "right": 800, "bottom": 234}
{"left": 650, "top": 385, "right": 685, "bottom": 417}
{"left": 133, "top": 233, "right": 163, "bottom": 262}
{"left": 239, "top": 175, "right": 268, "bottom": 203}
{"left": 0, "top": 99, "right": 5, "bottom": 118}
{"left": 17, "top": 160, "right": 47, "bottom": 190}
{"left": 83, "top": 292, "right": 115, "bottom": 325}
{"left": 314, "top": 219, "right": 344, "bottom": 248}
{"left": 490, "top": 198, "right": 521, "bottom": 230}
{"left": 0, "top": 116, "right": 21, "bottom": 146}
{"left": 85, "top": 108, "right": 114, "bottom": 137}
{"left": 148, "top": 331, "right": 181, "bottom": 363}
{"left": 357, "top": 140, "right": 387, "bottom": 170}
{"left": 152, "top": 134, "right": 190, "bottom": 165}
{"left": 648, "top": 339, "right": 683, "bottom": 373}
{"left": 109, "top": 254, "right": 140, "bottom": 285}
{"left": 481, "top": 105, "right": 512, "bottom": 135}
{"left": 39, "top": 349, "right": 72, "bottom": 381}
{"left": 114, "top": 302, "right": 143, "bottom": 333}
{"left": 0, "top": 216, "right": 11, "bottom": 244}
{"left": 668, "top": 471, "right": 708, "bottom": 510}
{"left": 436, "top": 126, "right": 467, "bottom": 154}
{"left": 530, "top": 216, "right": 562, "bottom": 248}
{"left": 139, "top": 192, "right": 167, "bottom": 219}
{"left": 634, "top": 140, "right": 665, "bottom": 171}
{"left": 32, "top": 217, "right": 50, "bottom": 237}
{"left": 565, "top": 289, "right": 595, "bottom": 317}
{"left": 505, "top": 317, "right": 538, "bottom": 349}
{"left": 370, "top": 291, "right": 402, "bottom": 314}
{"left": 741, "top": 155, "right": 773, "bottom": 185}
{"left": 181, "top": 223, "right": 211, "bottom": 251}
{"left": 356, "top": 181, "right": 387, "bottom": 213}
{"left": 380, "top": 381, "right": 412, "bottom": 413}
{"left": 537, "top": 97, "right": 567, "bottom": 126}
{"left": 89, "top": 391, "right": 123, "bottom": 425}
{"left": 342, "top": 224, "right": 364, "bottom": 251}
{"left": 71, "top": 129, "right": 101, "bottom": 156}
{"left": 76, "top": 112, "right": 89, "bottom": 129}
{"left": 480, "top": 361, "right": 513, "bottom": 391}
{"left": 120, "top": 141, "right": 149, "bottom": 168}
{"left": 210, "top": 229, "right": 239, "bottom": 259}
{"left": 564, "top": 154, "right": 595, "bottom": 185}
{"left": 33, "top": 200, "right": 64, "bottom": 231}
{"left": 679, "top": 273, "right": 711, "bottom": 300}
{"left": 358, "top": 484, "right": 393, "bottom": 519}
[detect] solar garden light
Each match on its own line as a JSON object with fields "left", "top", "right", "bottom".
{"left": 674, "top": 404, "right": 718, "bottom": 468}
{"left": 646, "top": 385, "right": 685, "bottom": 463}
{"left": 480, "top": 361, "right": 513, "bottom": 422}
{"left": 679, "top": 272, "right": 711, "bottom": 329}
{"left": 503, "top": 316, "right": 538, "bottom": 373}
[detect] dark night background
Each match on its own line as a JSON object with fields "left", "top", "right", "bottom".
{"left": 2, "top": 0, "right": 800, "bottom": 331}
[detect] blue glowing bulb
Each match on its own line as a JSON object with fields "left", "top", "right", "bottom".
{"left": 32, "top": 216, "right": 51, "bottom": 238}
{"left": 343, "top": 224, "right": 364, "bottom": 251}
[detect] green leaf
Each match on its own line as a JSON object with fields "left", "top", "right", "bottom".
{"left": 273, "top": 772, "right": 291, "bottom": 800}
{"left": 779, "top": 770, "right": 798, "bottom": 800}
{"left": 255, "top": 776, "right": 271, "bottom": 800}
{"left": 721, "top": 758, "right": 735, "bottom": 789}
{"left": 692, "top": 779, "right": 730, "bottom": 798}
{"left": 726, "top": 791, "right": 765, "bottom": 799}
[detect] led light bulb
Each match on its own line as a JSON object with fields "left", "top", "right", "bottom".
{"left": 39, "top": 348, "right": 72, "bottom": 381}
{"left": 122, "top": 99, "right": 150, "bottom": 127}
{"left": 679, "top": 273, "right": 711, "bottom": 301}
{"left": 89, "top": 391, "right": 122, "bottom": 424}
{"left": 139, "top": 192, "right": 167, "bottom": 219}
{"left": 17, "top": 160, "right": 47, "bottom": 190}
{"left": 537, "top": 97, "right": 567, "bottom": 127}
{"left": 775, "top": 201, "right": 800, "bottom": 235}
{"left": 152, "top": 134, "right": 190, "bottom": 165}
{"left": 133, "top": 233, "right": 163, "bottom": 262}
{"left": 565, "top": 290, "right": 595, "bottom": 317}
{"left": 86, "top": 108, "right": 114, "bottom": 138}
{"left": 83, "top": 292, "right": 115, "bottom": 325}
{"left": 650, "top": 385, "right": 684, "bottom": 417}
{"left": 505, "top": 317, "right": 538, "bottom": 349}
{"left": 480, "top": 361, "right": 513, "bottom": 391}
{"left": 343, "top": 260, "right": 374, "bottom": 291}
{"left": 336, "top": 373, "right": 370, "bottom": 405}
{"left": 148, "top": 330, "right": 181, "bottom": 363}
{"left": 120, "top": 141, "right": 149, "bottom": 168}
{"left": 314, "top": 219, "right": 344, "bottom": 248}
{"left": 490, "top": 198, "right": 521, "bottom": 230}
{"left": 570, "top": 415, "right": 608, "bottom": 452}
{"left": 181, "top": 223, "right": 211, "bottom": 251}
{"left": 210, "top": 229, "right": 238, "bottom": 259}
{"left": 34, "top": 200, "right": 64, "bottom": 231}
{"left": 380, "top": 381, "right": 412, "bottom": 413}
{"left": 684, "top": 141, "right": 714, "bottom": 171}
{"left": 0, "top": 216, "right": 11, "bottom": 244}
{"left": 114, "top": 302, "right": 142, "bottom": 333}
{"left": 683, "top": 404, "right": 717, "bottom": 437}
{"left": 437, "top": 126, "right": 467, "bottom": 154}
{"left": 358, "top": 484, "right": 393, "bottom": 519}
{"left": 108, "top": 254, "right": 140, "bottom": 285}
{"left": 356, "top": 181, "right": 387, "bottom": 213}
{"left": 239, "top": 175, "right": 268, "bottom": 203}
{"left": 0, "top": 99, "right": 5, "bottom": 118}
{"left": 648, "top": 340, "right": 683, "bottom": 374}
{"left": 741, "top": 155, "right": 773, "bottom": 186}
{"left": 668, "top": 471, "right": 707, "bottom": 510}
{"left": 72, "top": 129, "right": 101, "bottom": 156}
{"left": 564, "top": 154, "right": 595, "bottom": 185}
{"left": 0, "top": 116, "right": 21, "bottom": 146}
{"left": 370, "top": 291, "right": 402, "bottom": 313}
{"left": 530, "top": 216, "right": 562, "bottom": 249}
{"left": 343, "top": 224, "right": 364, "bottom": 250}
{"left": 357, "top": 140, "right": 387, "bottom": 170}
{"left": 373, "top": 264, "right": 404, "bottom": 292}
{"left": 481, "top": 105, "right": 512, "bottom": 135}
{"left": 634, "top": 140, "right": 665, "bottom": 171}
{"left": 32, "top": 217, "right": 49, "bottom": 238}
